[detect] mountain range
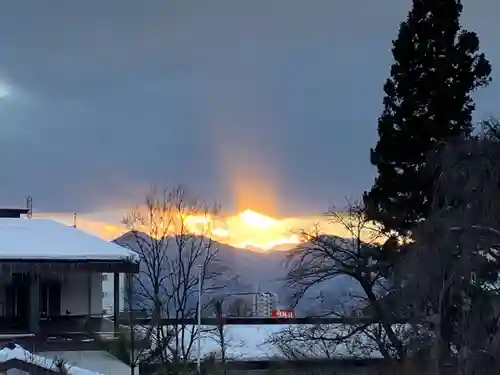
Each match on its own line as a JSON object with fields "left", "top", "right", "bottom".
{"left": 113, "top": 231, "right": 360, "bottom": 316}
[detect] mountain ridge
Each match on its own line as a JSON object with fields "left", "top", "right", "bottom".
{"left": 112, "top": 231, "right": 360, "bottom": 316}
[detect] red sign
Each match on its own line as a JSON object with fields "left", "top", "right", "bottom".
{"left": 271, "top": 309, "right": 295, "bottom": 318}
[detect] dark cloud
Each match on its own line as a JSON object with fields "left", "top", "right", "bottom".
{"left": 0, "top": 0, "right": 498, "bottom": 214}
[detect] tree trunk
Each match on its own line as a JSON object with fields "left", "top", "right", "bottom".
{"left": 363, "top": 283, "right": 405, "bottom": 362}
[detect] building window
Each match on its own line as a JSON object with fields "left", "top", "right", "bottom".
{"left": 102, "top": 274, "right": 108, "bottom": 281}
{"left": 102, "top": 291, "right": 108, "bottom": 298}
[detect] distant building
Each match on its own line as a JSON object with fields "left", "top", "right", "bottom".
{"left": 252, "top": 292, "right": 277, "bottom": 317}
{"left": 101, "top": 273, "right": 125, "bottom": 315}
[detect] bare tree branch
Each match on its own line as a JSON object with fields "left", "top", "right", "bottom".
{"left": 285, "top": 199, "right": 406, "bottom": 362}
{"left": 402, "top": 135, "right": 500, "bottom": 374}
{"left": 120, "top": 185, "right": 234, "bottom": 369}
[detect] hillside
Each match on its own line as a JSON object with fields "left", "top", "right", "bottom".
{"left": 113, "top": 231, "right": 360, "bottom": 316}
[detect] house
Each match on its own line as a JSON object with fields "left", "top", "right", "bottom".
{"left": 0, "top": 342, "right": 103, "bottom": 375}
{"left": 0, "top": 208, "right": 139, "bottom": 374}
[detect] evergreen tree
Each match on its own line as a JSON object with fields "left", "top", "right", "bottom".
{"left": 363, "top": 0, "right": 491, "bottom": 234}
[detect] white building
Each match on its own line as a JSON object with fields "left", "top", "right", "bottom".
{"left": 252, "top": 292, "right": 277, "bottom": 317}
{"left": 101, "top": 272, "right": 125, "bottom": 315}
{"left": 0, "top": 209, "right": 139, "bottom": 375}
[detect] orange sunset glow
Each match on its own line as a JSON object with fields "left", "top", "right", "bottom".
{"left": 44, "top": 208, "right": 301, "bottom": 250}
{"left": 40, "top": 170, "right": 376, "bottom": 251}
{"left": 45, "top": 207, "right": 383, "bottom": 252}
{"left": 209, "top": 209, "right": 300, "bottom": 250}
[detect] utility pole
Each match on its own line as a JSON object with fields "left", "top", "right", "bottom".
{"left": 197, "top": 264, "right": 202, "bottom": 374}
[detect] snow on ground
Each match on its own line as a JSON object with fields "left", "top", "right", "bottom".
{"left": 150, "top": 324, "right": 384, "bottom": 361}
{"left": 0, "top": 218, "right": 137, "bottom": 261}
{"left": 198, "top": 324, "right": 284, "bottom": 360}
{"left": 41, "top": 350, "right": 135, "bottom": 375}
{"left": 0, "top": 343, "right": 102, "bottom": 375}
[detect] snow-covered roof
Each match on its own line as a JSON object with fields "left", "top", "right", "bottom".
{"left": 41, "top": 350, "right": 134, "bottom": 375}
{"left": 0, "top": 343, "right": 102, "bottom": 375}
{"left": 0, "top": 218, "right": 137, "bottom": 261}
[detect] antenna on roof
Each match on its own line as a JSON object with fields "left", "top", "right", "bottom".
{"left": 73, "top": 212, "right": 77, "bottom": 228}
{"left": 26, "top": 196, "right": 33, "bottom": 219}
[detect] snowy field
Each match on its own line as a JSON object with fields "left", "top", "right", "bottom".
{"left": 148, "top": 324, "right": 385, "bottom": 361}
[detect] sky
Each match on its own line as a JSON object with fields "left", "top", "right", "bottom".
{"left": 0, "top": 0, "right": 499, "bottom": 223}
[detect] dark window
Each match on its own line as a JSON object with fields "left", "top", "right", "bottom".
{"left": 40, "top": 280, "right": 62, "bottom": 317}
{"left": 4, "top": 273, "right": 30, "bottom": 328}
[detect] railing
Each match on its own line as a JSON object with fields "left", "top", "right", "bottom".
{"left": 0, "top": 315, "right": 119, "bottom": 351}
{"left": 140, "top": 358, "right": 388, "bottom": 374}
{"left": 118, "top": 316, "right": 410, "bottom": 325}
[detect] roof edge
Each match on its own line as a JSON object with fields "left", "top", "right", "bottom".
{"left": 0, "top": 259, "right": 139, "bottom": 273}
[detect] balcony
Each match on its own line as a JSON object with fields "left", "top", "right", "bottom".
{"left": 0, "top": 315, "right": 118, "bottom": 351}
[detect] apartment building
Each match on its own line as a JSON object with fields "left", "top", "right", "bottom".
{"left": 252, "top": 292, "right": 277, "bottom": 317}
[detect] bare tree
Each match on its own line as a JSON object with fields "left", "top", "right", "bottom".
{"left": 201, "top": 298, "right": 228, "bottom": 375}
{"left": 213, "top": 298, "right": 227, "bottom": 369}
{"left": 285, "top": 199, "right": 408, "bottom": 364}
{"left": 121, "top": 186, "right": 232, "bottom": 369}
{"left": 401, "top": 136, "right": 500, "bottom": 375}
{"left": 267, "top": 323, "right": 373, "bottom": 360}
{"left": 227, "top": 297, "right": 252, "bottom": 317}
{"left": 96, "top": 276, "right": 165, "bottom": 375}
{"left": 198, "top": 297, "right": 246, "bottom": 375}
{"left": 266, "top": 322, "right": 433, "bottom": 375}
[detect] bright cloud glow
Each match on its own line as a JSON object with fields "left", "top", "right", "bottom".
{"left": 0, "top": 85, "right": 10, "bottom": 99}
{"left": 44, "top": 209, "right": 383, "bottom": 251}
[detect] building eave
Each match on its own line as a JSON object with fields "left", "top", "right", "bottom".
{"left": 0, "top": 259, "right": 139, "bottom": 273}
